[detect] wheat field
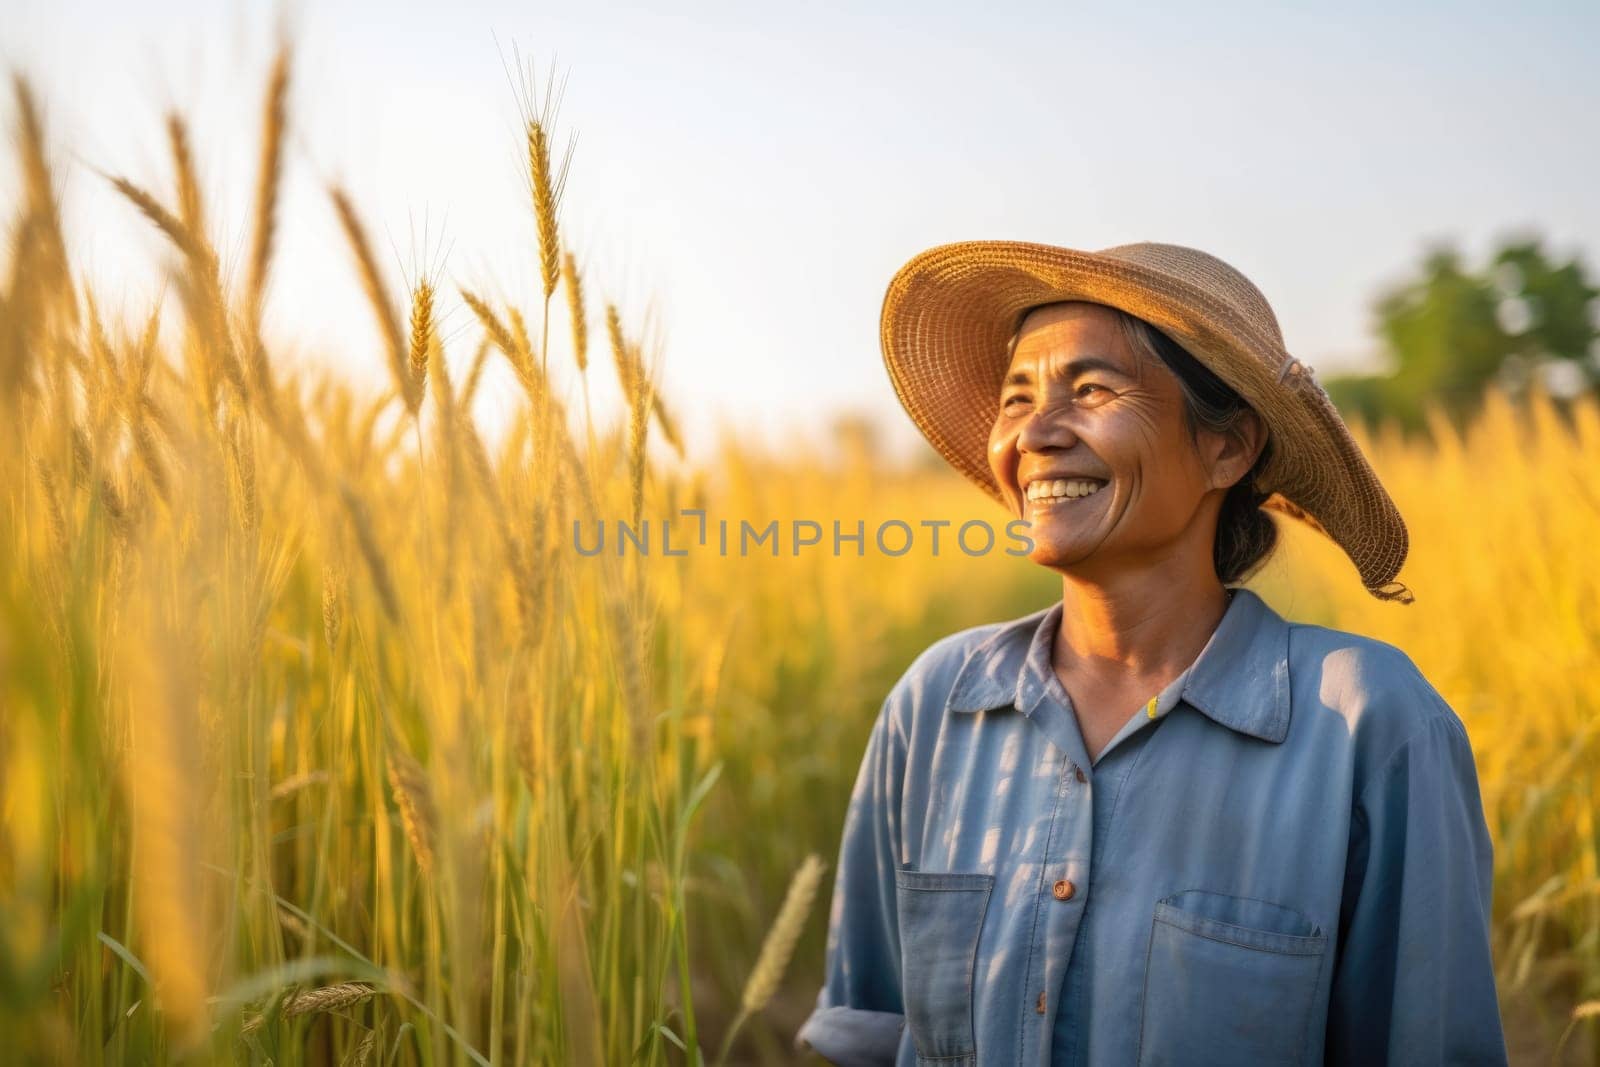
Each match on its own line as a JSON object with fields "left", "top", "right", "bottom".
{"left": 1, "top": 50, "right": 1597, "bottom": 1065}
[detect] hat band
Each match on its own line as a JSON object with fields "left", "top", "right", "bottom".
{"left": 1276, "top": 357, "right": 1324, "bottom": 394}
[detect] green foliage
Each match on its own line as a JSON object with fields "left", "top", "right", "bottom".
{"left": 1326, "top": 236, "right": 1600, "bottom": 431}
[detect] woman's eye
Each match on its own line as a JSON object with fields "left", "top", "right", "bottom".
{"left": 1076, "top": 383, "right": 1111, "bottom": 400}
{"left": 1002, "top": 394, "right": 1031, "bottom": 413}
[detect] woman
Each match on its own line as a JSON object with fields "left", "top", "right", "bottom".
{"left": 795, "top": 242, "right": 1506, "bottom": 1066}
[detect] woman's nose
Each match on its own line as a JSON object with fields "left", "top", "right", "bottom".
{"left": 1016, "top": 400, "right": 1078, "bottom": 454}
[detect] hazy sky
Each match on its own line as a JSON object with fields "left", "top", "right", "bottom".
{"left": 6, "top": 0, "right": 1598, "bottom": 458}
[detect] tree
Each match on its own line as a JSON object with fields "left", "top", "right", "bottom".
{"left": 1325, "top": 236, "right": 1599, "bottom": 432}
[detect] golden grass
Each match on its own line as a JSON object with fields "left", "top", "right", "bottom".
{"left": 1, "top": 51, "right": 1597, "bottom": 1067}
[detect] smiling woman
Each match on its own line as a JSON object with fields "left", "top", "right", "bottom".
{"left": 987, "top": 302, "right": 1273, "bottom": 616}
{"left": 795, "top": 241, "right": 1509, "bottom": 1065}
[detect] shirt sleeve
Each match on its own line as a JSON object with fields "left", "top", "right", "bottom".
{"left": 1325, "top": 711, "right": 1509, "bottom": 1065}
{"left": 794, "top": 694, "right": 908, "bottom": 1066}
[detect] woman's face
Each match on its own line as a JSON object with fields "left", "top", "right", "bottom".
{"left": 987, "top": 302, "right": 1253, "bottom": 578}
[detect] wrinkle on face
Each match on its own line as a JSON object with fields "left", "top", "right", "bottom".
{"left": 988, "top": 301, "right": 1222, "bottom": 577}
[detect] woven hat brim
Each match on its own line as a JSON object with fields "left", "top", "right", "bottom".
{"left": 880, "top": 240, "right": 1410, "bottom": 598}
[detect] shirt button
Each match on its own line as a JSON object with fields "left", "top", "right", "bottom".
{"left": 1053, "top": 879, "right": 1076, "bottom": 901}
{"left": 1075, "top": 766, "right": 1087, "bottom": 784}
{"left": 1036, "top": 990, "right": 1047, "bottom": 1014}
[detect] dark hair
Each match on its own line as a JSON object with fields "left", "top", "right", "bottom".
{"left": 1111, "top": 310, "right": 1278, "bottom": 585}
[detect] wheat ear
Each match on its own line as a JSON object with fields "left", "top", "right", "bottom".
{"left": 460, "top": 338, "right": 490, "bottom": 410}
{"left": 344, "top": 1028, "right": 379, "bottom": 1066}
{"left": 165, "top": 114, "right": 207, "bottom": 243}
{"left": 12, "top": 76, "right": 74, "bottom": 308}
{"left": 715, "top": 854, "right": 829, "bottom": 1066}
{"left": 108, "top": 175, "right": 210, "bottom": 268}
{"left": 247, "top": 45, "right": 289, "bottom": 318}
{"left": 320, "top": 562, "right": 345, "bottom": 653}
{"left": 385, "top": 747, "right": 437, "bottom": 875}
{"left": 527, "top": 119, "right": 565, "bottom": 300}
{"left": 408, "top": 280, "right": 434, "bottom": 407}
{"left": 561, "top": 249, "right": 588, "bottom": 373}
{"left": 652, "top": 393, "right": 684, "bottom": 458}
{"left": 605, "top": 303, "right": 634, "bottom": 398}
{"left": 459, "top": 288, "right": 538, "bottom": 407}
{"left": 741, "top": 854, "right": 826, "bottom": 1013}
{"left": 337, "top": 479, "right": 400, "bottom": 623}
{"left": 606, "top": 306, "right": 650, "bottom": 524}
{"left": 330, "top": 187, "right": 412, "bottom": 413}
{"left": 243, "top": 982, "right": 377, "bottom": 1033}
{"left": 108, "top": 174, "right": 249, "bottom": 404}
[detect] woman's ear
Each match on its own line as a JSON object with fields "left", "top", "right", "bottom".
{"left": 1207, "top": 410, "right": 1268, "bottom": 491}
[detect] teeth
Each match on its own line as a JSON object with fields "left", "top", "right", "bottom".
{"left": 1026, "top": 478, "right": 1105, "bottom": 502}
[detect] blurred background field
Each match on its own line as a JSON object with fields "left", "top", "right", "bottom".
{"left": 3, "top": 26, "right": 1600, "bottom": 1067}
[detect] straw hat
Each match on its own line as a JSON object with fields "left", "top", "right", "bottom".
{"left": 880, "top": 240, "right": 1413, "bottom": 602}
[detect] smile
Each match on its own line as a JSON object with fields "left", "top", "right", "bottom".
{"left": 1025, "top": 478, "right": 1106, "bottom": 504}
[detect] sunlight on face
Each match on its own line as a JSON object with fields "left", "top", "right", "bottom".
{"left": 986, "top": 302, "right": 1224, "bottom": 578}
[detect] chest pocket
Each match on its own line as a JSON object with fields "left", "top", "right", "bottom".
{"left": 1136, "top": 890, "right": 1328, "bottom": 1067}
{"left": 895, "top": 867, "right": 994, "bottom": 1066}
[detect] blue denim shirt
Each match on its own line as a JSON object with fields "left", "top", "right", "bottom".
{"left": 795, "top": 587, "right": 1506, "bottom": 1066}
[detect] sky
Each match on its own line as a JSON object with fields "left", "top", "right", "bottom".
{"left": 5, "top": 0, "right": 1598, "bottom": 460}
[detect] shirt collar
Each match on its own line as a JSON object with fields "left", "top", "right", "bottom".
{"left": 944, "top": 587, "right": 1292, "bottom": 744}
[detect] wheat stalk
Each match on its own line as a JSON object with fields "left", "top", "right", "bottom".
{"left": 740, "top": 854, "right": 826, "bottom": 1013}
{"left": 121, "top": 598, "right": 211, "bottom": 1048}
{"left": 458, "top": 289, "right": 518, "bottom": 363}
{"left": 11, "top": 76, "right": 74, "bottom": 311}
{"left": 606, "top": 305, "right": 651, "bottom": 525}
{"left": 108, "top": 175, "right": 210, "bottom": 268}
{"left": 459, "top": 338, "right": 490, "bottom": 410}
{"left": 627, "top": 393, "right": 649, "bottom": 528}
{"left": 408, "top": 280, "right": 434, "bottom": 408}
{"left": 1553, "top": 1000, "right": 1600, "bottom": 1061}
{"left": 225, "top": 409, "right": 260, "bottom": 536}
{"left": 343, "top": 1028, "right": 380, "bottom": 1067}
{"left": 85, "top": 292, "right": 125, "bottom": 400}
{"left": 330, "top": 187, "right": 412, "bottom": 413}
{"left": 337, "top": 479, "right": 400, "bottom": 623}
{"left": 385, "top": 747, "right": 437, "bottom": 876}
{"left": 430, "top": 328, "right": 455, "bottom": 421}
{"left": 93, "top": 296, "right": 170, "bottom": 497}
{"left": 1, "top": 215, "right": 41, "bottom": 398}
{"left": 508, "top": 306, "right": 535, "bottom": 383}
{"left": 97, "top": 472, "right": 135, "bottom": 541}
{"left": 270, "top": 770, "right": 330, "bottom": 801}
{"left": 169, "top": 260, "right": 249, "bottom": 408}
{"left": 561, "top": 249, "right": 588, "bottom": 374}
{"left": 652, "top": 393, "right": 683, "bottom": 459}
{"left": 605, "top": 303, "right": 633, "bottom": 399}
{"left": 349, "top": 390, "right": 393, "bottom": 476}
{"left": 33, "top": 459, "right": 70, "bottom": 561}
{"left": 247, "top": 45, "right": 290, "bottom": 320}
{"left": 109, "top": 173, "right": 250, "bottom": 406}
{"left": 127, "top": 412, "right": 171, "bottom": 507}
{"left": 459, "top": 288, "right": 539, "bottom": 408}
{"left": 321, "top": 562, "right": 344, "bottom": 653}
{"left": 69, "top": 425, "right": 92, "bottom": 486}
{"left": 165, "top": 114, "right": 206, "bottom": 244}
{"left": 526, "top": 119, "right": 568, "bottom": 301}
{"left": 715, "top": 854, "right": 829, "bottom": 1066}
{"left": 276, "top": 905, "right": 311, "bottom": 944}
{"left": 132, "top": 298, "right": 163, "bottom": 397}
{"left": 455, "top": 413, "right": 535, "bottom": 622}
{"left": 243, "top": 982, "right": 378, "bottom": 1033}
